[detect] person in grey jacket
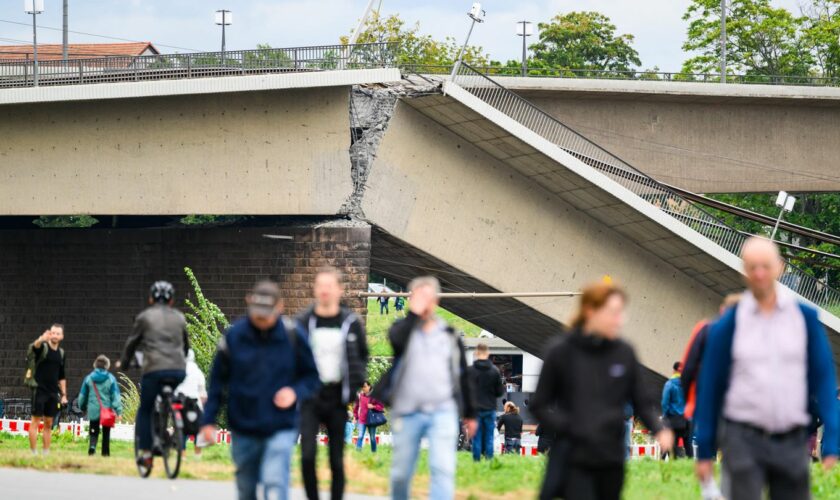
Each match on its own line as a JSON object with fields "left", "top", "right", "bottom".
{"left": 119, "top": 281, "right": 188, "bottom": 470}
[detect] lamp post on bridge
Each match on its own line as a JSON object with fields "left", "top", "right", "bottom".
{"left": 516, "top": 20, "right": 533, "bottom": 77}
{"left": 24, "top": 0, "right": 44, "bottom": 87}
{"left": 215, "top": 9, "right": 232, "bottom": 65}
{"left": 451, "top": 3, "right": 485, "bottom": 80}
{"left": 770, "top": 191, "right": 797, "bottom": 241}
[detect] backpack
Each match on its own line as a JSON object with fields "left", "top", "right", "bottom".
{"left": 23, "top": 343, "right": 64, "bottom": 389}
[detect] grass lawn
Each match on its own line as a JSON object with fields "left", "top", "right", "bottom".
{"left": 365, "top": 299, "right": 483, "bottom": 357}
{"left": 5, "top": 432, "right": 840, "bottom": 498}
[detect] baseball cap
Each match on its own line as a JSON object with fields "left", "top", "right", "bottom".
{"left": 247, "top": 281, "right": 281, "bottom": 317}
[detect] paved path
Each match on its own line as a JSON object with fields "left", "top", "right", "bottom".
{"left": 0, "top": 468, "right": 386, "bottom": 500}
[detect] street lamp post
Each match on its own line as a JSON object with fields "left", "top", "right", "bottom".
{"left": 770, "top": 191, "right": 797, "bottom": 241}
{"left": 450, "top": 3, "right": 485, "bottom": 80}
{"left": 24, "top": 0, "right": 44, "bottom": 86}
{"left": 720, "top": 0, "right": 727, "bottom": 82}
{"left": 516, "top": 21, "right": 533, "bottom": 77}
{"left": 215, "top": 10, "right": 232, "bottom": 65}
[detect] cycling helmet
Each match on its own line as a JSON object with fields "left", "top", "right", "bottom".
{"left": 149, "top": 280, "right": 175, "bottom": 303}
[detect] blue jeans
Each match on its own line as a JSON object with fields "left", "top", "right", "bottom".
{"left": 391, "top": 408, "right": 458, "bottom": 500}
{"left": 356, "top": 422, "right": 377, "bottom": 452}
{"left": 231, "top": 428, "right": 298, "bottom": 500}
{"left": 136, "top": 369, "right": 186, "bottom": 451}
{"left": 344, "top": 421, "right": 355, "bottom": 444}
{"left": 624, "top": 418, "right": 634, "bottom": 459}
{"left": 472, "top": 410, "right": 496, "bottom": 461}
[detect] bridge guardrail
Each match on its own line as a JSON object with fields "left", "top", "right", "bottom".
{"left": 450, "top": 62, "right": 840, "bottom": 313}
{"left": 406, "top": 64, "right": 840, "bottom": 87}
{"left": 0, "top": 42, "right": 397, "bottom": 88}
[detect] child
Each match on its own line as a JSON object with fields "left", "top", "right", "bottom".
{"left": 78, "top": 355, "right": 122, "bottom": 456}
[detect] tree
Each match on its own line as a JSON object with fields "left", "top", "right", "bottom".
{"left": 32, "top": 215, "right": 98, "bottom": 228}
{"left": 681, "top": 0, "right": 812, "bottom": 77}
{"left": 341, "top": 12, "right": 491, "bottom": 68}
{"left": 529, "top": 12, "right": 642, "bottom": 74}
{"left": 801, "top": 0, "right": 840, "bottom": 79}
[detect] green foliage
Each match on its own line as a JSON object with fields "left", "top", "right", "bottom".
{"left": 243, "top": 43, "right": 293, "bottom": 68}
{"left": 183, "top": 267, "right": 230, "bottom": 376}
{"left": 179, "top": 215, "right": 246, "bottom": 226}
{"left": 529, "top": 11, "right": 642, "bottom": 74}
{"left": 801, "top": 0, "right": 840, "bottom": 79}
{"left": 342, "top": 12, "right": 491, "bottom": 67}
{"left": 366, "top": 357, "right": 391, "bottom": 386}
{"left": 32, "top": 215, "right": 98, "bottom": 228}
{"left": 116, "top": 372, "right": 140, "bottom": 424}
{"left": 681, "top": 0, "right": 812, "bottom": 77}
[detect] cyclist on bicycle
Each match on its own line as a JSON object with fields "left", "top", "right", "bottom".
{"left": 120, "top": 281, "right": 189, "bottom": 469}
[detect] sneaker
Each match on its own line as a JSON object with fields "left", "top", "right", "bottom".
{"left": 41, "top": 449, "right": 49, "bottom": 457}
{"left": 30, "top": 449, "right": 38, "bottom": 456}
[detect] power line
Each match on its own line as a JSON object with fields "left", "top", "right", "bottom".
{"left": 0, "top": 18, "right": 205, "bottom": 53}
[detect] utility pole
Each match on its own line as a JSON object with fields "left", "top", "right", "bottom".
{"left": 24, "top": 0, "right": 44, "bottom": 86}
{"left": 215, "top": 10, "right": 232, "bottom": 65}
{"left": 62, "top": 0, "right": 68, "bottom": 61}
{"left": 720, "top": 0, "right": 727, "bottom": 82}
{"left": 516, "top": 20, "right": 533, "bottom": 77}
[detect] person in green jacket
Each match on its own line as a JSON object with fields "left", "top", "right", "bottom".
{"left": 78, "top": 355, "right": 122, "bottom": 457}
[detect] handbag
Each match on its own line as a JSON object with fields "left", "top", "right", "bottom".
{"left": 92, "top": 380, "right": 117, "bottom": 428}
{"left": 366, "top": 408, "right": 387, "bottom": 427}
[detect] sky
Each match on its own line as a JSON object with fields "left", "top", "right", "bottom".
{"left": 0, "top": 0, "right": 809, "bottom": 71}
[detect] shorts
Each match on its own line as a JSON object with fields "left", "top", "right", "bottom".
{"left": 31, "top": 389, "right": 60, "bottom": 418}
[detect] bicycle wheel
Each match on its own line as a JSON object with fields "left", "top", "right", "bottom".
{"left": 160, "top": 398, "right": 184, "bottom": 479}
{"left": 134, "top": 426, "right": 153, "bottom": 478}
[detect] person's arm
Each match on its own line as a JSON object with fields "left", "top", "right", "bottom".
{"left": 694, "top": 311, "right": 735, "bottom": 461}
{"left": 497, "top": 415, "right": 504, "bottom": 432}
{"left": 530, "top": 343, "right": 570, "bottom": 433}
{"left": 59, "top": 356, "right": 68, "bottom": 403}
{"left": 121, "top": 315, "right": 145, "bottom": 368}
{"left": 111, "top": 375, "right": 123, "bottom": 416}
{"left": 352, "top": 399, "right": 360, "bottom": 419}
{"left": 806, "top": 308, "right": 839, "bottom": 459}
{"left": 457, "top": 337, "right": 477, "bottom": 419}
{"left": 681, "top": 325, "right": 707, "bottom": 400}
{"left": 32, "top": 330, "right": 49, "bottom": 349}
{"left": 201, "top": 337, "right": 231, "bottom": 427}
{"left": 494, "top": 368, "right": 505, "bottom": 398}
{"left": 78, "top": 377, "right": 90, "bottom": 412}
{"left": 371, "top": 398, "right": 384, "bottom": 412}
{"left": 355, "top": 319, "right": 369, "bottom": 367}
{"left": 630, "top": 353, "right": 662, "bottom": 434}
{"left": 182, "top": 325, "right": 190, "bottom": 358}
{"left": 661, "top": 381, "right": 671, "bottom": 417}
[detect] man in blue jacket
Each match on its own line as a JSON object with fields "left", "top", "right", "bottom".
{"left": 200, "top": 281, "right": 321, "bottom": 500}
{"left": 694, "top": 238, "right": 838, "bottom": 499}
{"left": 661, "top": 361, "right": 692, "bottom": 459}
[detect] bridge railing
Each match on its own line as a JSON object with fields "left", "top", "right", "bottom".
{"left": 0, "top": 42, "right": 397, "bottom": 88}
{"left": 451, "top": 62, "right": 840, "bottom": 312}
{"left": 406, "top": 64, "right": 840, "bottom": 87}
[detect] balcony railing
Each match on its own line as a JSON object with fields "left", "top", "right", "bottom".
{"left": 450, "top": 62, "right": 840, "bottom": 312}
{"left": 0, "top": 42, "right": 397, "bottom": 88}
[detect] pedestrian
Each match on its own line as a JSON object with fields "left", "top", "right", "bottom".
{"left": 536, "top": 423, "right": 554, "bottom": 455}
{"left": 200, "top": 280, "right": 321, "bottom": 500}
{"left": 78, "top": 355, "right": 121, "bottom": 457}
{"left": 661, "top": 361, "right": 692, "bottom": 459}
{"left": 119, "top": 281, "right": 189, "bottom": 472}
{"left": 354, "top": 381, "right": 383, "bottom": 452}
{"left": 394, "top": 295, "right": 405, "bottom": 317}
{"left": 373, "top": 276, "right": 476, "bottom": 500}
{"left": 378, "top": 295, "right": 389, "bottom": 315}
{"left": 298, "top": 267, "right": 369, "bottom": 500}
{"left": 694, "top": 237, "right": 838, "bottom": 500}
{"left": 467, "top": 342, "right": 504, "bottom": 461}
{"left": 679, "top": 293, "right": 741, "bottom": 420}
{"left": 530, "top": 282, "right": 672, "bottom": 500}
{"left": 497, "top": 401, "right": 524, "bottom": 455}
{"left": 176, "top": 349, "right": 208, "bottom": 457}
{"left": 26, "top": 324, "right": 67, "bottom": 456}
{"left": 344, "top": 406, "right": 355, "bottom": 445}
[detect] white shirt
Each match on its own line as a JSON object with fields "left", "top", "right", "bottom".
{"left": 176, "top": 359, "right": 207, "bottom": 409}
{"left": 723, "top": 285, "right": 809, "bottom": 432}
{"left": 311, "top": 325, "right": 344, "bottom": 384}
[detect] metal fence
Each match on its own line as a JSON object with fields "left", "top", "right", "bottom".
{"left": 0, "top": 42, "right": 397, "bottom": 88}
{"left": 406, "top": 64, "right": 840, "bottom": 87}
{"left": 451, "top": 62, "right": 840, "bottom": 312}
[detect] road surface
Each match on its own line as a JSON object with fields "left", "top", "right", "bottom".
{"left": 0, "top": 468, "right": 386, "bottom": 499}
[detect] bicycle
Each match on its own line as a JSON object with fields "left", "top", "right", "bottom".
{"left": 134, "top": 379, "right": 185, "bottom": 479}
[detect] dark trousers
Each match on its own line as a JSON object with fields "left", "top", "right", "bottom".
{"left": 564, "top": 464, "right": 624, "bottom": 500}
{"left": 662, "top": 421, "right": 694, "bottom": 459}
{"left": 88, "top": 418, "right": 111, "bottom": 456}
{"left": 722, "top": 421, "right": 810, "bottom": 500}
{"left": 136, "top": 369, "right": 186, "bottom": 450}
{"left": 300, "top": 384, "right": 346, "bottom": 500}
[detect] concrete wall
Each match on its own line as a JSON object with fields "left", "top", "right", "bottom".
{"left": 362, "top": 101, "right": 722, "bottom": 376}
{"left": 0, "top": 87, "right": 352, "bottom": 215}
{"left": 527, "top": 95, "right": 840, "bottom": 193}
{"left": 0, "top": 225, "right": 370, "bottom": 399}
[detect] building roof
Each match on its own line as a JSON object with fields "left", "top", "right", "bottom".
{"left": 0, "top": 42, "right": 159, "bottom": 61}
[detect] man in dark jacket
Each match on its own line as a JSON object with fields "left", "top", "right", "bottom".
{"left": 467, "top": 342, "right": 504, "bottom": 461}
{"left": 201, "top": 281, "right": 321, "bottom": 500}
{"left": 375, "top": 276, "right": 476, "bottom": 500}
{"left": 297, "top": 267, "right": 368, "bottom": 500}
{"left": 120, "top": 281, "right": 189, "bottom": 470}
